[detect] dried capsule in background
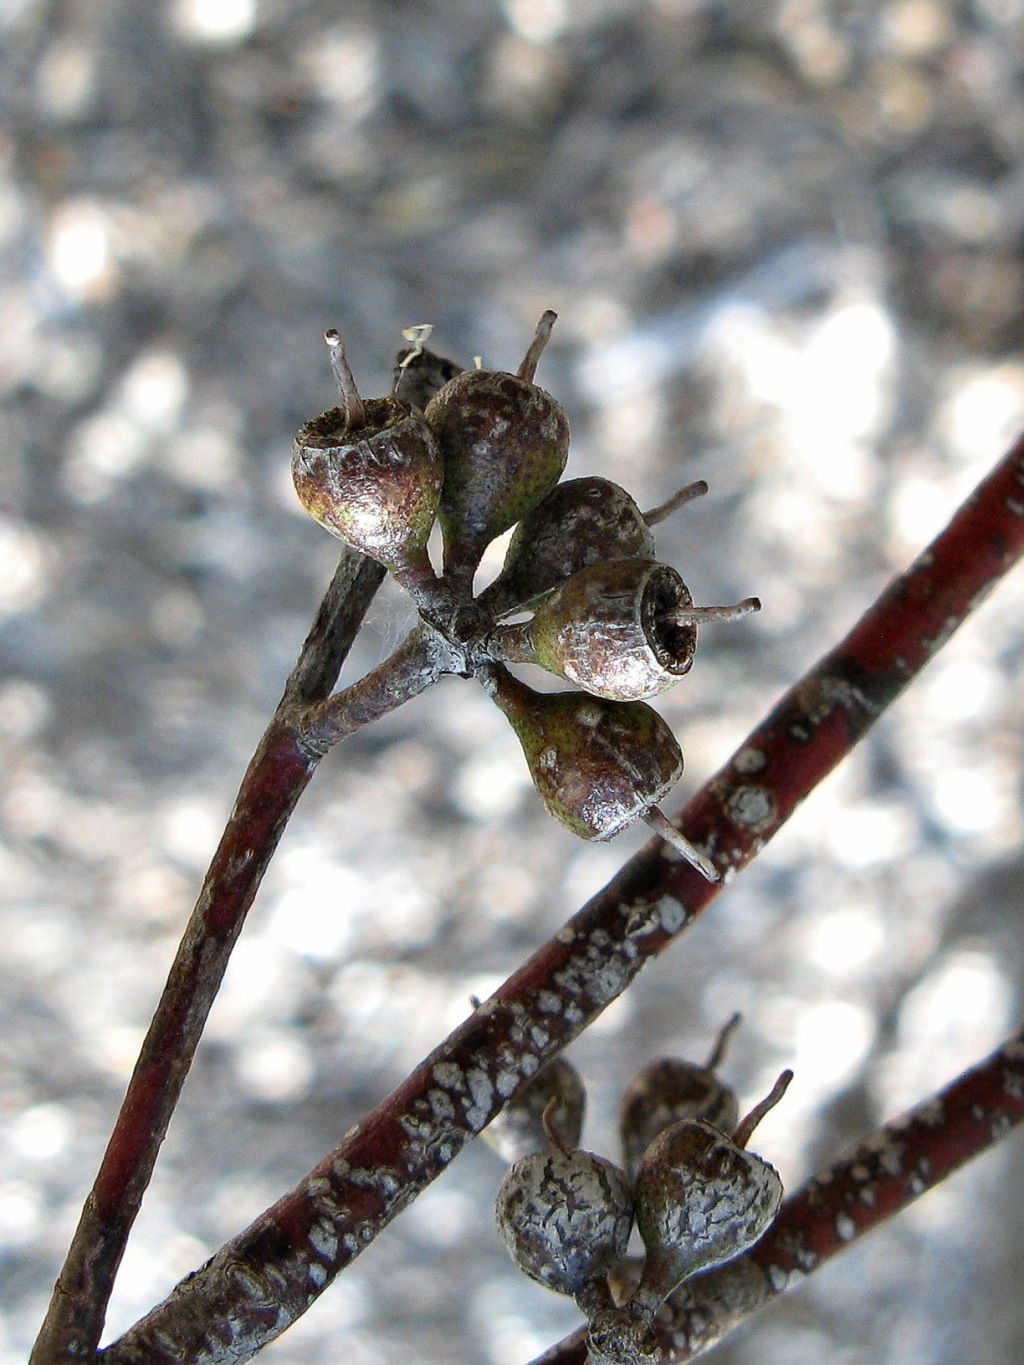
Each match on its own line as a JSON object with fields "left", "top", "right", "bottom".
{"left": 495, "top": 1104, "right": 634, "bottom": 1303}
{"left": 619, "top": 1015, "right": 742, "bottom": 1180}
{"left": 483, "top": 1056, "right": 586, "bottom": 1164}
{"left": 392, "top": 342, "right": 464, "bottom": 411}
{"left": 426, "top": 311, "right": 570, "bottom": 590}
{"left": 292, "top": 333, "right": 444, "bottom": 610}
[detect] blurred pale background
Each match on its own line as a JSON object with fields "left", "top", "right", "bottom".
{"left": 3, "top": 1, "right": 1024, "bottom": 1362}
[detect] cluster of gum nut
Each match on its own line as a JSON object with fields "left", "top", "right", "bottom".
{"left": 291, "top": 313, "right": 761, "bottom": 881}
{"left": 487, "top": 1017, "right": 793, "bottom": 1365}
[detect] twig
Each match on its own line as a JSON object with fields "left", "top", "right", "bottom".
{"left": 96, "top": 433, "right": 1024, "bottom": 1364}
{"left": 530, "top": 1021, "right": 1024, "bottom": 1364}
{"left": 29, "top": 550, "right": 386, "bottom": 1365}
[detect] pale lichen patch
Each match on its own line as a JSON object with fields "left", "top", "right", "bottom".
{"left": 586, "top": 957, "right": 627, "bottom": 1005}
{"left": 464, "top": 1067, "right": 495, "bottom": 1129}
{"left": 859, "top": 1131, "right": 906, "bottom": 1176}
{"left": 307, "top": 1219, "right": 338, "bottom": 1263}
{"left": 428, "top": 1088, "right": 456, "bottom": 1121}
{"left": 656, "top": 895, "right": 685, "bottom": 935}
{"left": 766, "top": 1263, "right": 805, "bottom": 1293}
{"left": 432, "top": 1062, "right": 465, "bottom": 1091}
{"left": 496, "top": 1068, "right": 520, "bottom": 1098}
{"left": 835, "top": 1212, "right": 856, "bottom": 1242}
{"left": 734, "top": 746, "right": 768, "bottom": 774}
{"left": 725, "top": 783, "right": 775, "bottom": 831}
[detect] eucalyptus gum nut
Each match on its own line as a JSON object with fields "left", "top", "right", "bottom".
{"left": 524, "top": 560, "right": 697, "bottom": 702}
{"left": 620, "top": 1061, "right": 739, "bottom": 1181}
{"left": 292, "top": 397, "right": 442, "bottom": 574}
{"left": 483, "top": 1057, "right": 586, "bottom": 1164}
{"left": 425, "top": 368, "right": 570, "bottom": 576}
{"left": 633, "top": 1119, "right": 783, "bottom": 1303}
{"left": 480, "top": 476, "right": 656, "bottom": 617}
{"left": 488, "top": 672, "right": 684, "bottom": 841}
{"left": 495, "top": 1146, "right": 633, "bottom": 1296}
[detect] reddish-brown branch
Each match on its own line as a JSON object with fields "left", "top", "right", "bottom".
{"left": 97, "top": 435, "right": 1024, "bottom": 1365}
{"left": 531, "top": 1022, "right": 1024, "bottom": 1365}
{"left": 30, "top": 551, "right": 386, "bottom": 1365}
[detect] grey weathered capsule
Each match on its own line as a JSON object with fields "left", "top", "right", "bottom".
{"left": 495, "top": 1142, "right": 633, "bottom": 1298}
{"left": 629, "top": 1072, "right": 792, "bottom": 1320}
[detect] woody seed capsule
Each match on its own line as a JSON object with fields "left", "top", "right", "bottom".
{"left": 481, "top": 668, "right": 684, "bottom": 842}
{"left": 495, "top": 1117, "right": 633, "bottom": 1300}
{"left": 292, "top": 333, "right": 443, "bottom": 608}
{"left": 629, "top": 1072, "right": 792, "bottom": 1321}
{"left": 425, "top": 312, "right": 570, "bottom": 589}
{"left": 619, "top": 1015, "right": 742, "bottom": 1180}
{"left": 478, "top": 476, "right": 658, "bottom": 617}
{"left": 483, "top": 1056, "right": 586, "bottom": 1164}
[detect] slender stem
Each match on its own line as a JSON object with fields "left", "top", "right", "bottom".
{"left": 642, "top": 806, "right": 720, "bottom": 882}
{"left": 484, "top": 619, "right": 536, "bottom": 666}
{"left": 301, "top": 624, "right": 457, "bottom": 752}
{"left": 286, "top": 553, "right": 387, "bottom": 706}
{"left": 643, "top": 480, "right": 708, "bottom": 526}
{"left": 662, "top": 597, "right": 760, "bottom": 627}
{"left": 96, "top": 432, "right": 1024, "bottom": 1365}
{"left": 705, "top": 1012, "right": 742, "bottom": 1072}
{"left": 30, "top": 550, "right": 384, "bottom": 1365}
{"left": 518, "top": 309, "right": 557, "bottom": 382}
{"left": 731, "top": 1069, "right": 792, "bottom": 1149}
{"left": 324, "top": 330, "right": 365, "bottom": 432}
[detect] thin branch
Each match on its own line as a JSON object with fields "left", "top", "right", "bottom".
{"left": 286, "top": 552, "right": 387, "bottom": 705}
{"left": 531, "top": 1021, "right": 1024, "bottom": 1364}
{"left": 302, "top": 623, "right": 460, "bottom": 754}
{"left": 98, "top": 433, "right": 1024, "bottom": 1365}
{"left": 30, "top": 548, "right": 384, "bottom": 1365}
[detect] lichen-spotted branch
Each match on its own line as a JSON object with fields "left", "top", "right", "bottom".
{"left": 97, "top": 432, "right": 1024, "bottom": 1365}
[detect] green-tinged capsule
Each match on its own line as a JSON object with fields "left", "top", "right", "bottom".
{"left": 482, "top": 669, "right": 683, "bottom": 842}
{"left": 292, "top": 332, "right": 443, "bottom": 609}
{"left": 489, "top": 559, "right": 760, "bottom": 702}
{"left": 481, "top": 667, "right": 720, "bottom": 880}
